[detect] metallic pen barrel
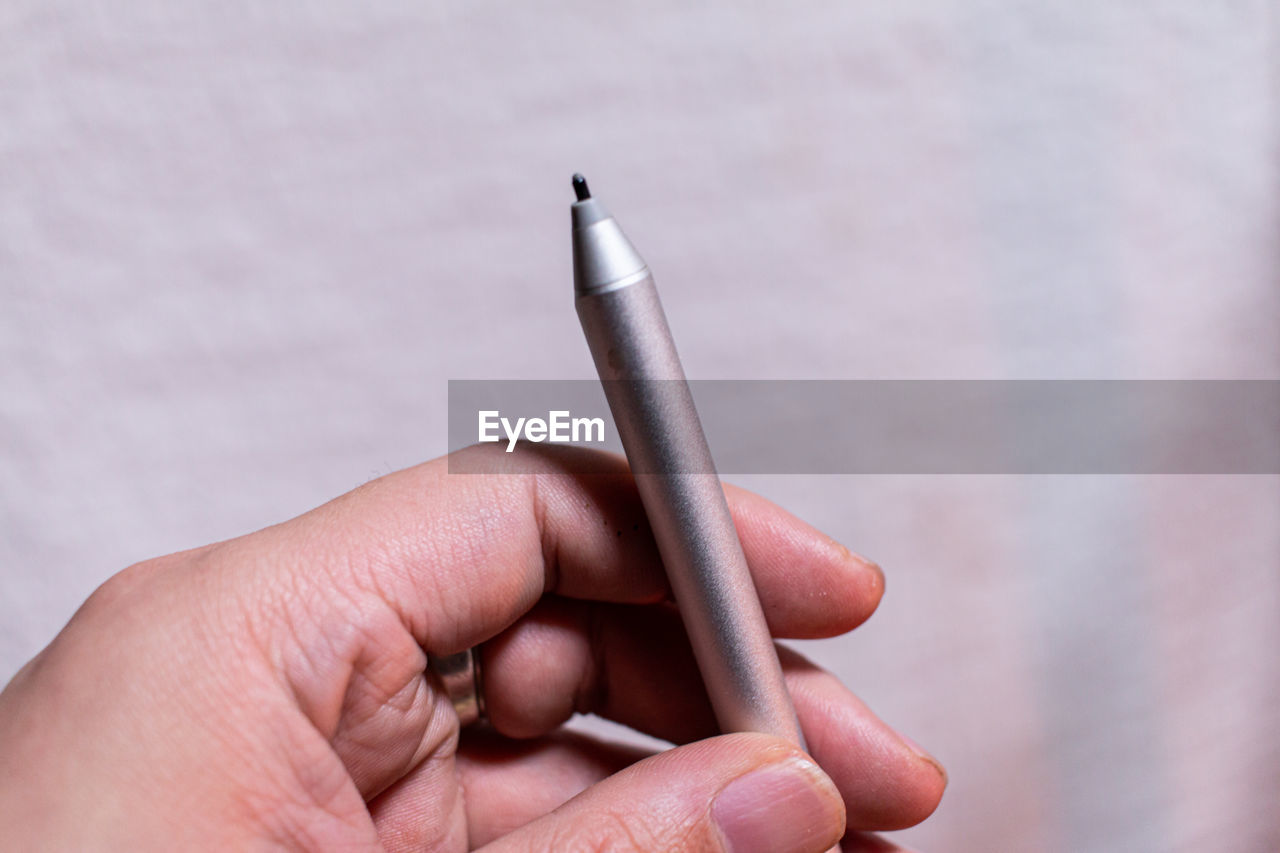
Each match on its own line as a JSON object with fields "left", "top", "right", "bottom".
{"left": 571, "top": 181, "right": 803, "bottom": 746}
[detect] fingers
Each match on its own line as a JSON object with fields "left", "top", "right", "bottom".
{"left": 721, "top": 482, "right": 884, "bottom": 639}
{"left": 779, "top": 646, "right": 946, "bottom": 831}
{"left": 456, "top": 729, "right": 651, "bottom": 847}
{"left": 227, "top": 442, "right": 877, "bottom": 744}
{"left": 177, "top": 443, "right": 882, "bottom": 826}
{"left": 372, "top": 729, "right": 922, "bottom": 851}
{"left": 478, "top": 732, "right": 845, "bottom": 853}
{"left": 364, "top": 747, "right": 468, "bottom": 853}
{"left": 245, "top": 444, "right": 878, "bottom": 658}
{"left": 480, "top": 599, "right": 945, "bottom": 830}
{"left": 369, "top": 728, "right": 651, "bottom": 848}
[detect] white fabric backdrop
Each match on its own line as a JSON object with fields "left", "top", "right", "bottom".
{"left": 3, "top": 3, "right": 1277, "bottom": 850}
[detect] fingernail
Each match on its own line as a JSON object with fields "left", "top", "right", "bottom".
{"left": 898, "top": 732, "right": 947, "bottom": 783}
{"left": 862, "top": 557, "right": 885, "bottom": 592}
{"left": 833, "top": 542, "right": 883, "bottom": 585}
{"left": 712, "top": 757, "right": 844, "bottom": 853}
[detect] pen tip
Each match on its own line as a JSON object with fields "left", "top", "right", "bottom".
{"left": 571, "top": 173, "right": 591, "bottom": 201}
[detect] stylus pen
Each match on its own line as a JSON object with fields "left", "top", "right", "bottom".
{"left": 570, "top": 174, "right": 804, "bottom": 747}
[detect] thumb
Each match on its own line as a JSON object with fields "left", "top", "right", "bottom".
{"left": 479, "top": 733, "right": 846, "bottom": 853}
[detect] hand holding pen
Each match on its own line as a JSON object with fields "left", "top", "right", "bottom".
{"left": 0, "top": 179, "right": 943, "bottom": 852}
{"left": 0, "top": 446, "right": 943, "bottom": 851}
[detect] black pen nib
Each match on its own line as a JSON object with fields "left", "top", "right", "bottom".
{"left": 572, "top": 173, "right": 591, "bottom": 201}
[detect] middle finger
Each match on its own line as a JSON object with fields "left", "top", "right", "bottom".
{"left": 478, "top": 598, "right": 946, "bottom": 830}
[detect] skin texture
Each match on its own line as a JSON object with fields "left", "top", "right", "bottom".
{"left": 0, "top": 446, "right": 944, "bottom": 851}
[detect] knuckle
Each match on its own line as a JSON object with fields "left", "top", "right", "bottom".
{"left": 79, "top": 555, "right": 171, "bottom": 616}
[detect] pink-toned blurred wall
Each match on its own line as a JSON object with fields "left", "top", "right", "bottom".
{"left": 2, "top": 3, "right": 1277, "bottom": 850}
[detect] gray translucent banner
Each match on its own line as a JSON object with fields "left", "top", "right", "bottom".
{"left": 447, "top": 380, "right": 1280, "bottom": 474}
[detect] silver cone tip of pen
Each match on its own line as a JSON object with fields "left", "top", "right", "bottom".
{"left": 570, "top": 181, "right": 611, "bottom": 231}
{"left": 570, "top": 180, "right": 648, "bottom": 292}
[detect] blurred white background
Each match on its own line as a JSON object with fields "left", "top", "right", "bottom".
{"left": 2, "top": 3, "right": 1278, "bottom": 850}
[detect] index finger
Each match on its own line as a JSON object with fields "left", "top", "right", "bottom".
{"left": 245, "top": 443, "right": 880, "bottom": 655}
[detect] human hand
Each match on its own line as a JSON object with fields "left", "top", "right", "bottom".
{"left": 0, "top": 446, "right": 944, "bottom": 851}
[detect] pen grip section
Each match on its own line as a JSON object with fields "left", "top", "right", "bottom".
{"left": 576, "top": 279, "right": 804, "bottom": 746}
